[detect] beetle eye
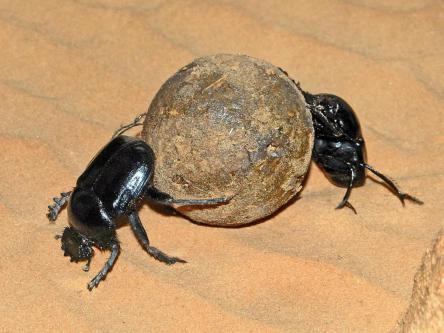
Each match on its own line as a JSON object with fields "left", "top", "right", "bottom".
{"left": 60, "top": 227, "right": 93, "bottom": 262}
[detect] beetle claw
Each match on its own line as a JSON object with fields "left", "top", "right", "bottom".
{"left": 335, "top": 201, "right": 357, "bottom": 214}
{"left": 147, "top": 246, "right": 187, "bottom": 265}
{"left": 87, "top": 280, "right": 97, "bottom": 291}
{"left": 399, "top": 193, "right": 424, "bottom": 206}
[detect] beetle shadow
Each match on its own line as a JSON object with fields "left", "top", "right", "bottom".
{"left": 143, "top": 163, "right": 313, "bottom": 229}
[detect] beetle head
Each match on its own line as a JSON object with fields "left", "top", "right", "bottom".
{"left": 60, "top": 227, "right": 94, "bottom": 262}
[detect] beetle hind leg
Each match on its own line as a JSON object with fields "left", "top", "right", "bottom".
{"left": 128, "top": 211, "right": 186, "bottom": 265}
{"left": 145, "top": 186, "right": 229, "bottom": 206}
{"left": 112, "top": 112, "right": 147, "bottom": 138}
{"left": 47, "top": 191, "right": 72, "bottom": 222}
{"left": 364, "top": 164, "right": 424, "bottom": 205}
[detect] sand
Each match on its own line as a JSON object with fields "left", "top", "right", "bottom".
{"left": 0, "top": 1, "right": 443, "bottom": 332}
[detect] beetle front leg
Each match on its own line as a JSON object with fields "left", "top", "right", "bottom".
{"left": 47, "top": 191, "right": 72, "bottom": 222}
{"left": 336, "top": 168, "right": 357, "bottom": 214}
{"left": 87, "top": 242, "right": 120, "bottom": 291}
{"left": 313, "top": 153, "right": 359, "bottom": 214}
{"left": 82, "top": 257, "right": 92, "bottom": 272}
{"left": 145, "top": 186, "right": 229, "bottom": 206}
{"left": 128, "top": 211, "right": 186, "bottom": 265}
{"left": 364, "top": 164, "right": 424, "bottom": 206}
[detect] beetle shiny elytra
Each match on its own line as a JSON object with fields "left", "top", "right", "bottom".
{"left": 47, "top": 135, "right": 228, "bottom": 290}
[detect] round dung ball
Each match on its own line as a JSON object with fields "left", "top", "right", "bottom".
{"left": 142, "top": 54, "right": 313, "bottom": 226}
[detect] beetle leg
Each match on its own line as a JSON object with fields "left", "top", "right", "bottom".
{"left": 47, "top": 191, "right": 72, "bottom": 222}
{"left": 87, "top": 242, "right": 120, "bottom": 291}
{"left": 313, "top": 153, "right": 358, "bottom": 213}
{"left": 335, "top": 168, "right": 357, "bottom": 214}
{"left": 128, "top": 211, "right": 186, "bottom": 265}
{"left": 112, "top": 112, "right": 147, "bottom": 138}
{"left": 312, "top": 109, "right": 342, "bottom": 136}
{"left": 308, "top": 105, "right": 343, "bottom": 138}
{"left": 82, "top": 257, "right": 92, "bottom": 272}
{"left": 363, "top": 164, "right": 424, "bottom": 205}
{"left": 145, "top": 186, "right": 229, "bottom": 206}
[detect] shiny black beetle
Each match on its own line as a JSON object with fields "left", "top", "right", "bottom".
{"left": 277, "top": 67, "right": 422, "bottom": 212}
{"left": 47, "top": 131, "right": 227, "bottom": 290}
{"left": 302, "top": 92, "right": 423, "bottom": 213}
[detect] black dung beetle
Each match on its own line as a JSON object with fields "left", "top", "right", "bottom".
{"left": 302, "top": 91, "right": 423, "bottom": 213}
{"left": 277, "top": 67, "right": 423, "bottom": 212}
{"left": 47, "top": 130, "right": 228, "bottom": 290}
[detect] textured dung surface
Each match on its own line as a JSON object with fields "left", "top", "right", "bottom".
{"left": 142, "top": 54, "right": 313, "bottom": 225}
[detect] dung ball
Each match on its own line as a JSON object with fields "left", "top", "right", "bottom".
{"left": 142, "top": 54, "right": 313, "bottom": 226}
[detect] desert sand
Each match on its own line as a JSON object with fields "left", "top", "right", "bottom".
{"left": 0, "top": 1, "right": 443, "bottom": 332}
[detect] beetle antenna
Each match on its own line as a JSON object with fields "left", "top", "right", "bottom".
{"left": 112, "top": 112, "right": 147, "bottom": 138}
{"left": 363, "top": 164, "right": 424, "bottom": 205}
